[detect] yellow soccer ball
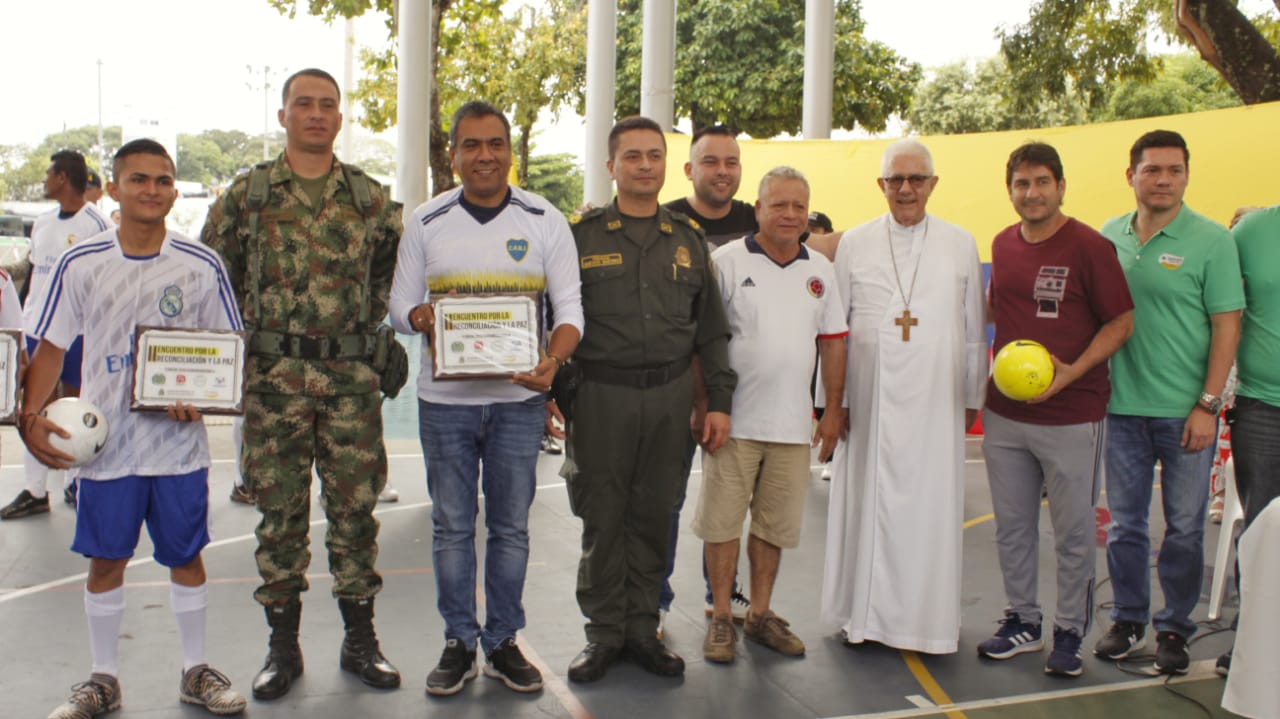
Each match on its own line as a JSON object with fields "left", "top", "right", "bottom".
{"left": 992, "top": 340, "right": 1055, "bottom": 401}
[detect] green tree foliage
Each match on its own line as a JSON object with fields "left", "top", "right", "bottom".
{"left": 176, "top": 129, "right": 286, "bottom": 187}
{"left": 907, "top": 57, "right": 1087, "bottom": 135}
{"left": 275, "top": 0, "right": 582, "bottom": 196}
{"left": 522, "top": 148, "right": 584, "bottom": 215}
{"left": 1000, "top": 0, "right": 1280, "bottom": 111}
{"left": 0, "top": 125, "right": 122, "bottom": 201}
{"left": 613, "top": 0, "right": 920, "bottom": 136}
{"left": 1099, "top": 53, "right": 1243, "bottom": 120}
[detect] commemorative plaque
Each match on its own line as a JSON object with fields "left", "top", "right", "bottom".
{"left": 131, "top": 327, "right": 247, "bottom": 414}
{"left": 0, "top": 329, "right": 20, "bottom": 424}
{"left": 431, "top": 294, "right": 542, "bottom": 380}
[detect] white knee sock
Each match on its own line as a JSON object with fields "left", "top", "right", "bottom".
{"left": 23, "top": 446, "right": 49, "bottom": 498}
{"left": 84, "top": 587, "right": 126, "bottom": 677}
{"left": 170, "top": 583, "right": 209, "bottom": 673}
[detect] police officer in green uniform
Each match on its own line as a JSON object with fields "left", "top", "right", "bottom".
{"left": 201, "top": 68, "right": 402, "bottom": 700}
{"left": 557, "top": 116, "right": 736, "bottom": 683}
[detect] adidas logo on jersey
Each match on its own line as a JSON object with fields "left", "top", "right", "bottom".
{"left": 741, "top": 277, "right": 756, "bottom": 287}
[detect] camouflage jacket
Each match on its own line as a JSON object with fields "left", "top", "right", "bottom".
{"left": 202, "top": 153, "right": 402, "bottom": 396}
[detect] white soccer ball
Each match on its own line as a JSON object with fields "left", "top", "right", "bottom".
{"left": 42, "top": 398, "right": 110, "bottom": 468}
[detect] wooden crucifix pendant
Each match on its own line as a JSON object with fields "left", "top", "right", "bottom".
{"left": 895, "top": 309, "right": 918, "bottom": 341}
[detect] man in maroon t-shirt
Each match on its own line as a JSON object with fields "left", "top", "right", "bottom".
{"left": 976, "top": 143, "right": 1135, "bottom": 678}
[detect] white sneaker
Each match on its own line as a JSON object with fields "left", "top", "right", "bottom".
{"left": 703, "top": 590, "right": 750, "bottom": 623}
{"left": 378, "top": 485, "right": 400, "bottom": 503}
{"left": 820, "top": 466, "right": 832, "bottom": 480}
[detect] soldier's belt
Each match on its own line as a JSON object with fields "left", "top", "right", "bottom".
{"left": 577, "top": 357, "right": 691, "bottom": 390}
{"left": 248, "top": 330, "right": 376, "bottom": 361}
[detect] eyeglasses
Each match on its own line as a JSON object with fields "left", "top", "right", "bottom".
{"left": 881, "top": 174, "right": 932, "bottom": 190}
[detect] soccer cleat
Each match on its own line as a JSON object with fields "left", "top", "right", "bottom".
{"left": 977, "top": 612, "right": 1043, "bottom": 659}
{"left": 1044, "top": 627, "right": 1084, "bottom": 677}
{"left": 1, "top": 489, "right": 50, "bottom": 519}
{"left": 179, "top": 664, "right": 246, "bottom": 715}
{"left": 1153, "top": 631, "right": 1190, "bottom": 675}
{"left": 425, "top": 638, "right": 477, "bottom": 696}
{"left": 1093, "top": 621, "right": 1146, "bottom": 660}
{"left": 482, "top": 636, "right": 543, "bottom": 692}
{"left": 47, "top": 674, "right": 121, "bottom": 719}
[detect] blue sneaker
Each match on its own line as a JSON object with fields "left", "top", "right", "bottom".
{"left": 1044, "top": 627, "right": 1084, "bottom": 677}
{"left": 977, "top": 613, "right": 1043, "bottom": 659}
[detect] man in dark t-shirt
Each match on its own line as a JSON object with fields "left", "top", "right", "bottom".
{"left": 659, "top": 126, "right": 760, "bottom": 632}
{"left": 977, "top": 143, "right": 1134, "bottom": 678}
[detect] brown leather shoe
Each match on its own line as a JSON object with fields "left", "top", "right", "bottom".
{"left": 567, "top": 642, "right": 620, "bottom": 683}
{"left": 624, "top": 636, "right": 684, "bottom": 676}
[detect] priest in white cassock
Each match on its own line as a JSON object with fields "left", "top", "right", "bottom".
{"left": 811, "top": 139, "right": 987, "bottom": 654}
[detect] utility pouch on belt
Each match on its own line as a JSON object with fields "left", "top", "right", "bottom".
{"left": 549, "top": 361, "right": 582, "bottom": 424}
{"left": 371, "top": 323, "right": 409, "bottom": 399}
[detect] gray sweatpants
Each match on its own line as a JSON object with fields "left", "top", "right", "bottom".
{"left": 981, "top": 410, "right": 1103, "bottom": 636}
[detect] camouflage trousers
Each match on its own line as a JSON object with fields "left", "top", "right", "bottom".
{"left": 244, "top": 390, "right": 387, "bottom": 606}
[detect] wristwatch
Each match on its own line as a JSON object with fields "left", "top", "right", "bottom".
{"left": 1197, "top": 392, "right": 1224, "bottom": 414}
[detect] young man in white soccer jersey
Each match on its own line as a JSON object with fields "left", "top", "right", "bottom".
{"left": 2, "top": 150, "right": 113, "bottom": 520}
{"left": 19, "top": 139, "right": 247, "bottom": 719}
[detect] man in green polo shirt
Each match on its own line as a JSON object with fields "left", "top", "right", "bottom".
{"left": 1092, "top": 130, "right": 1244, "bottom": 675}
{"left": 1215, "top": 203, "right": 1280, "bottom": 681}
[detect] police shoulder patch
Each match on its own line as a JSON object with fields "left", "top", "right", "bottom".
{"left": 570, "top": 206, "right": 606, "bottom": 226}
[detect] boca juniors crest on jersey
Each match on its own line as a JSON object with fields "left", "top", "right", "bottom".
{"left": 159, "top": 285, "right": 184, "bottom": 317}
{"left": 507, "top": 237, "right": 529, "bottom": 262}
{"left": 807, "top": 276, "right": 825, "bottom": 298}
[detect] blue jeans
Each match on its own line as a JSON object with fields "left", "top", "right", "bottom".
{"left": 1229, "top": 396, "right": 1280, "bottom": 528}
{"left": 1104, "top": 414, "right": 1215, "bottom": 638}
{"left": 419, "top": 397, "right": 545, "bottom": 654}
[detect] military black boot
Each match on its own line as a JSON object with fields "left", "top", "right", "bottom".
{"left": 338, "top": 598, "right": 401, "bottom": 689}
{"left": 252, "top": 600, "right": 304, "bottom": 700}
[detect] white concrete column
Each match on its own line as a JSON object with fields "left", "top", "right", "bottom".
{"left": 640, "top": 0, "right": 676, "bottom": 131}
{"left": 341, "top": 17, "right": 355, "bottom": 161}
{"left": 395, "top": 0, "right": 432, "bottom": 207}
{"left": 584, "top": 0, "right": 618, "bottom": 206}
{"left": 802, "top": 0, "right": 835, "bottom": 138}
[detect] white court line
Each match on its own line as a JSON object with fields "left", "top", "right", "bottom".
{"left": 830, "top": 661, "right": 1219, "bottom": 719}
{"left": 903, "top": 695, "right": 936, "bottom": 709}
{"left": 0, "top": 481, "right": 568, "bottom": 605}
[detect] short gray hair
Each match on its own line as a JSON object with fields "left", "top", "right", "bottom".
{"left": 880, "top": 139, "right": 934, "bottom": 176}
{"left": 757, "top": 166, "right": 810, "bottom": 200}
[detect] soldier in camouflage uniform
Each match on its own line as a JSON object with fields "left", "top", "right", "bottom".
{"left": 557, "top": 117, "right": 736, "bottom": 683}
{"left": 200, "top": 68, "right": 402, "bottom": 700}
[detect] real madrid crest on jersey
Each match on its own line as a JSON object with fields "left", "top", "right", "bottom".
{"left": 507, "top": 237, "right": 529, "bottom": 262}
{"left": 159, "top": 285, "right": 184, "bottom": 317}
{"left": 807, "top": 276, "right": 825, "bottom": 298}
{"left": 66, "top": 233, "right": 77, "bottom": 246}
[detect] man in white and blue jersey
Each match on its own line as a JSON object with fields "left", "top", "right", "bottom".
{"left": 2, "top": 150, "right": 113, "bottom": 520}
{"left": 19, "top": 139, "right": 246, "bottom": 719}
{"left": 389, "top": 101, "right": 583, "bottom": 696}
